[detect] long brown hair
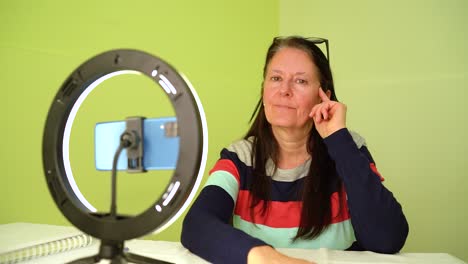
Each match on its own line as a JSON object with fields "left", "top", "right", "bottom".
{"left": 245, "top": 36, "right": 341, "bottom": 240}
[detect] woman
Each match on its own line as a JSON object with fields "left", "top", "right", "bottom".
{"left": 181, "top": 36, "right": 409, "bottom": 264}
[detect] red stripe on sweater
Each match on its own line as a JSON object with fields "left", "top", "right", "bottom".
{"left": 370, "top": 163, "right": 384, "bottom": 181}
{"left": 209, "top": 159, "right": 240, "bottom": 185}
{"left": 234, "top": 188, "right": 350, "bottom": 228}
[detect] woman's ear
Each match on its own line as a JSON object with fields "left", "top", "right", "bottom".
{"left": 325, "top": 89, "right": 332, "bottom": 99}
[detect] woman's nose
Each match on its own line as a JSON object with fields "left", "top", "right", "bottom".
{"left": 279, "top": 80, "right": 293, "bottom": 96}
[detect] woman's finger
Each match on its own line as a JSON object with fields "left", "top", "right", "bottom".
{"left": 320, "top": 105, "right": 329, "bottom": 120}
{"left": 314, "top": 104, "right": 325, "bottom": 123}
{"left": 319, "top": 103, "right": 328, "bottom": 120}
{"left": 318, "top": 87, "right": 330, "bottom": 102}
{"left": 310, "top": 103, "right": 321, "bottom": 118}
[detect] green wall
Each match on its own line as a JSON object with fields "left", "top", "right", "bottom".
{"left": 280, "top": 0, "right": 468, "bottom": 261}
{"left": 0, "top": 0, "right": 278, "bottom": 241}
{"left": 2, "top": 0, "right": 467, "bottom": 261}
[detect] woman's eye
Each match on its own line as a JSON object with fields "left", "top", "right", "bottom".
{"left": 296, "top": 79, "right": 307, "bottom": 84}
{"left": 271, "top": 76, "right": 281, "bottom": 81}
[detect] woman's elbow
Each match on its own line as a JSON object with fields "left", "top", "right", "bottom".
{"left": 369, "top": 220, "right": 409, "bottom": 254}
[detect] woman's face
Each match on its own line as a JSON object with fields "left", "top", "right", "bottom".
{"left": 263, "top": 47, "right": 322, "bottom": 131}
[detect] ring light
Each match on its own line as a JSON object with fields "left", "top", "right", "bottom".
{"left": 42, "top": 49, "right": 208, "bottom": 262}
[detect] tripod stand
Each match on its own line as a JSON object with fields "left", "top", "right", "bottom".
{"left": 69, "top": 239, "right": 172, "bottom": 264}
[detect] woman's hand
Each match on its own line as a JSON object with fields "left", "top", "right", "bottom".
{"left": 247, "top": 245, "right": 315, "bottom": 264}
{"left": 309, "top": 88, "right": 347, "bottom": 138}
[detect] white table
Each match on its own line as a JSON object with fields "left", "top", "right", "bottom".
{"left": 29, "top": 239, "right": 466, "bottom": 264}
{"left": 1, "top": 223, "right": 465, "bottom": 264}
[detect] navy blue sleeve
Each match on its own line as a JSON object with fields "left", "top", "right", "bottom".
{"left": 181, "top": 185, "right": 268, "bottom": 264}
{"left": 324, "top": 128, "right": 409, "bottom": 253}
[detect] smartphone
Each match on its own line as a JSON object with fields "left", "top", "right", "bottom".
{"left": 94, "top": 117, "right": 179, "bottom": 171}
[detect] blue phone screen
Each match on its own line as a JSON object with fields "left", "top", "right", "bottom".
{"left": 94, "top": 117, "right": 179, "bottom": 170}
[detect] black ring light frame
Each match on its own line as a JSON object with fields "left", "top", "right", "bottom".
{"left": 42, "top": 50, "right": 208, "bottom": 249}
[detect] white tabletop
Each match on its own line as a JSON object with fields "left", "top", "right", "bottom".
{"left": 27, "top": 239, "right": 466, "bottom": 264}
{"left": 1, "top": 223, "right": 465, "bottom": 264}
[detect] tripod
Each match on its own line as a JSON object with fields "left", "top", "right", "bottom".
{"left": 68, "top": 239, "right": 172, "bottom": 264}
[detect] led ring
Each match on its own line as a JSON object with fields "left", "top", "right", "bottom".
{"left": 42, "top": 49, "right": 208, "bottom": 241}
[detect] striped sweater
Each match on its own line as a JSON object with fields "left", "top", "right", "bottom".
{"left": 181, "top": 128, "right": 408, "bottom": 264}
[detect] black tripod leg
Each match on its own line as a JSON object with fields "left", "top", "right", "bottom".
{"left": 126, "top": 252, "right": 173, "bottom": 264}
{"left": 66, "top": 254, "right": 101, "bottom": 264}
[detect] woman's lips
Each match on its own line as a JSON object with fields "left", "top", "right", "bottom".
{"left": 273, "top": 104, "right": 295, "bottom": 109}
